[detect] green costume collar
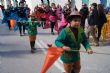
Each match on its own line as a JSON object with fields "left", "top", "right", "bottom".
{"left": 65, "top": 27, "right": 83, "bottom": 45}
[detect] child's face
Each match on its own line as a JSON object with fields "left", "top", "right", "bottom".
{"left": 31, "top": 16, "right": 35, "bottom": 22}
{"left": 70, "top": 18, "right": 81, "bottom": 28}
{"left": 20, "top": 3, "right": 24, "bottom": 7}
{"left": 90, "top": 5, "right": 94, "bottom": 10}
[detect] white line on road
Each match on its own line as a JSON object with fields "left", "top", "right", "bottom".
{"left": 36, "top": 40, "right": 65, "bottom": 72}
{"left": 36, "top": 41, "right": 47, "bottom": 54}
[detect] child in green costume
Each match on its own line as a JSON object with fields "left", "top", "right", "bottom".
{"left": 26, "top": 15, "right": 41, "bottom": 53}
{"left": 55, "top": 11, "right": 93, "bottom": 73}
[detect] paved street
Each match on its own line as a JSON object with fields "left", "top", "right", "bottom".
{"left": 0, "top": 24, "right": 110, "bottom": 73}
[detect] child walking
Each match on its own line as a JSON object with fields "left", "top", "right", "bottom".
{"left": 26, "top": 14, "right": 41, "bottom": 53}
{"left": 55, "top": 11, "right": 93, "bottom": 73}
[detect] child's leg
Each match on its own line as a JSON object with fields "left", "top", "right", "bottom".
{"left": 63, "top": 62, "right": 73, "bottom": 73}
{"left": 7, "top": 20, "right": 11, "bottom": 30}
{"left": 29, "top": 36, "right": 36, "bottom": 53}
{"left": 18, "top": 22, "right": 22, "bottom": 36}
{"left": 51, "top": 22, "right": 55, "bottom": 34}
{"left": 90, "top": 26, "right": 99, "bottom": 46}
{"left": 71, "top": 60, "right": 81, "bottom": 73}
{"left": 29, "top": 36, "right": 34, "bottom": 49}
{"left": 23, "top": 23, "right": 26, "bottom": 34}
{"left": 32, "top": 36, "right": 36, "bottom": 49}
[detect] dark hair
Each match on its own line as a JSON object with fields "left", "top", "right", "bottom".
{"left": 67, "top": 15, "right": 81, "bottom": 22}
{"left": 92, "top": 3, "right": 97, "bottom": 8}
{"left": 19, "top": 1, "right": 24, "bottom": 5}
{"left": 98, "top": 4, "right": 104, "bottom": 12}
{"left": 51, "top": 3, "right": 55, "bottom": 7}
{"left": 82, "top": 4, "right": 87, "bottom": 6}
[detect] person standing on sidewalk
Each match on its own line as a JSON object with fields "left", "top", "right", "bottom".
{"left": 55, "top": 11, "right": 93, "bottom": 73}
{"left": 4, "top": 5, "right": 11, "bottom": 30}
{"left": 80, "top": 4, "right": 89, "bottom": 29}
{"left": 49, "top": 3, "right": 57, "bottom": 35}
{"left": 87, "top": 3, "right": 99, "bottom": 46}
{"left": 97, "top": 4, "right": 107, "bottom": 42}
{"left": 26, "top": 14, "right": 41, "bottom": 53}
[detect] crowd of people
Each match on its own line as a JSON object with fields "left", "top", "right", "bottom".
{"left": 0, "top": 1, "right": 109, "bottom": 49}
{"left": 0, "top": 1, "right": 110, "bottom": 73}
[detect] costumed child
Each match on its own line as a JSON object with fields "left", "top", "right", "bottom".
{"left": 26, "top": 14, "right": 41, "bottom": 53}
{"left": 49, "top": 3, "right": 57, "bottom": 35}
{"left": 55, "top": 11, "right": 93, "bottom": 73}
{"left": 58, "top": 13, "right": 69, "bottom": 34}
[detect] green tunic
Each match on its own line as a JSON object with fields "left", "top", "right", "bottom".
{"left": 27, "top": 18, "right": 41, "bottom": 36}
{"left": 55, "top": 27, "right": 91, "bottom": 63}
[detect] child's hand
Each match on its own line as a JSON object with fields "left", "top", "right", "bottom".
{"left": 47, "top": 44, "right": 52, "bottom": 47}
{"left": 87, "top": 49, "right": 93, "bottom": 54}
{"left": 62, "top": 46, "right": 71, "bottom": 51}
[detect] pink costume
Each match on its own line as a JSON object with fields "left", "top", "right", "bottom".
{"left": 56, "top": 6, "right": 62, "bottom": 20}
{"left": 60, "top": 14, "right": 68, "bottom": 27}
{"left": 58, "top": 14, "right": 68, "bottom": 34}
{"left": 49, "top": 15, "right": 56, "bottom": 22}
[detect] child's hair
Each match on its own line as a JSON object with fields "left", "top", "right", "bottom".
{"left": 19, "top": 1, "right": 24, "bottom": 6}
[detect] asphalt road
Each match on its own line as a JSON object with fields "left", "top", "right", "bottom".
{"left": 0, "top": 25, "right": 110, "bottom": 73}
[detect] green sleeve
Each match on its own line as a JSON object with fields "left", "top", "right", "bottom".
{"left": 37, "top": 22, "right": 41, "bottom": 27}
{"left": 81, "top": 31, "right": 91, "bottom": 50}
{"left": 55, "top": 29, "right": 66, "bottom": 48}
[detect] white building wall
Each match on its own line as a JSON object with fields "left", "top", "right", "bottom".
{"left": 0, "top": 0, "right": 2, "bottom": 5}
{"left": 54, "top": 0, "right": 68, "bottom": 7}
{"left": 75, "top": 0, "right": 101, "bottom": 10}
{"left": 25, "top": 0, "right": 110, "bottom": 12}
{"left": 107, "top": 0, "right": 110, "bottom": 7}
{"left": 43, "top": 0, "right": 48, "bottom": 4}
{"left": 75, "top": 0, "right": 82, "bottom": 11}
{"left": 89, "top": 0, "right": 100, "bottom": 7}
{"left": 11, "top": 0, "right": 15, "bottom": 6}
{"left": 4, "top": 0, "right": 7, "bottom": 9}
{"left": 26, "top": 0, "right": 41, "bottom": 13}
{"left": 49, "top": 0, "right": 55, "bottom": 5}
{"left": 26, "top": 0, "right": 68, "bottom": 13}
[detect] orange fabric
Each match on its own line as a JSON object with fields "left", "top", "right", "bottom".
{"left": 107, "top": 15, "right": 110, "bottom": 39}
{"left": 101, "top": 14, "right": 110, "bottom": 40}
{"left": 35, "top": 12, "right": 43, "bottom": 20}
{"left": 41, "top": 47, "right": 64, "bottom": 73}
{"left": 10, "top": 19, "right": 16, "bottom": 29}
